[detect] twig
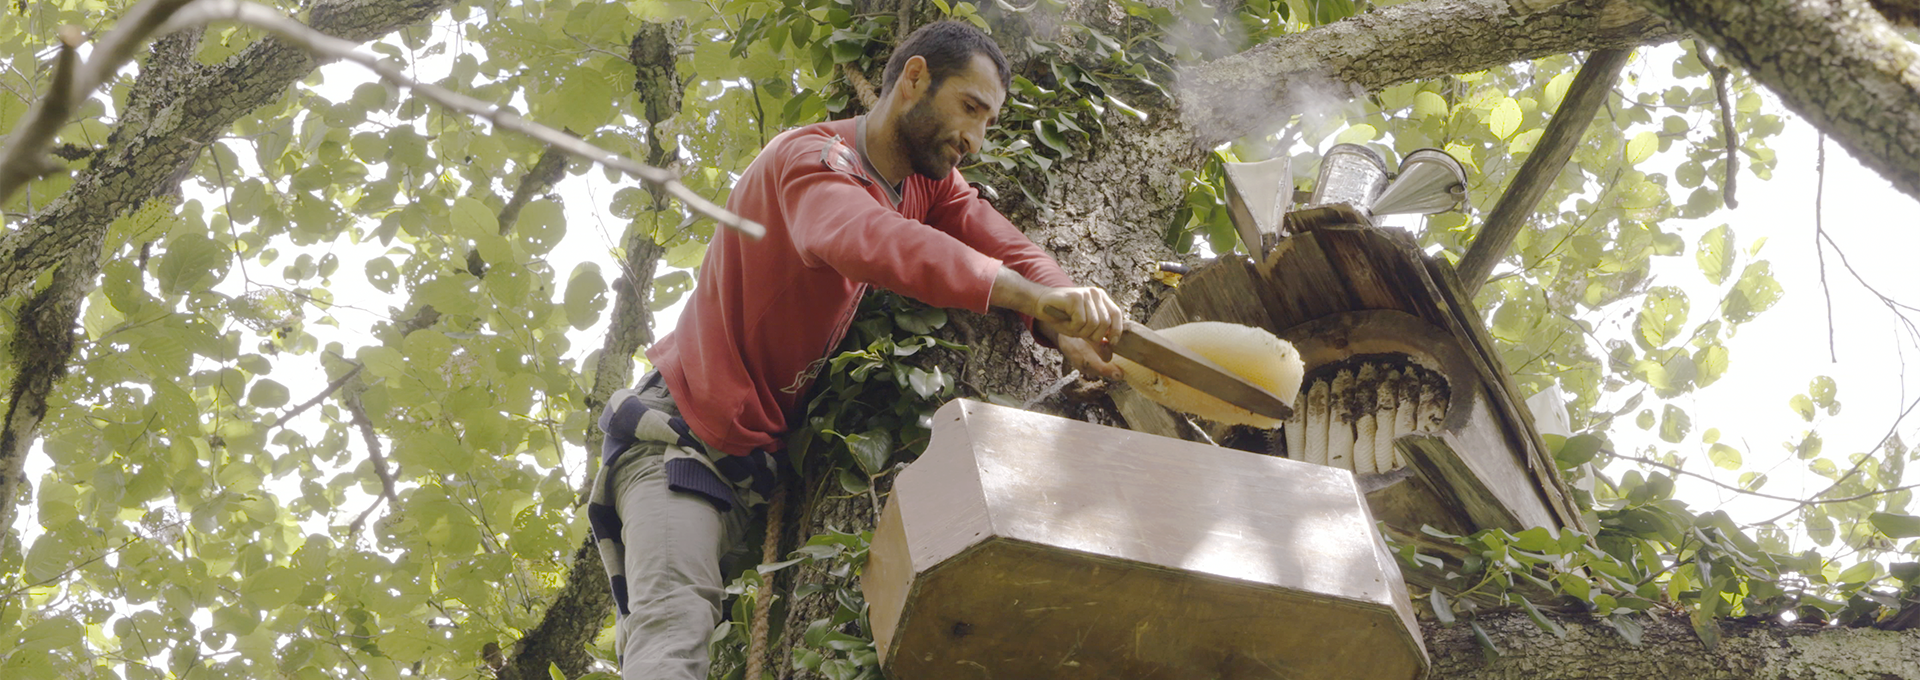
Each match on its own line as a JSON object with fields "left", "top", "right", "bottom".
{"left": 1609, "top": 450, "right": 1830, "bottom": 505}
{"left": 270, "top": 363, "right": 361, "bottom": 430}
{"left": 0, "top": 519, "right": 189, "bottom": 600}
{"left": 1751, "top": 391, "right": 1920, "bottom": 527}
{"left": 1816, "top": 134, "right": 1837, "bottom": 363}
{"left": 341, "top": 390, "right": 399, "bottom": 536}
{"left": 157, "top": 0, "right": 763, "bottom": 238}
{"left": 1696, "top": 42, "right": 1738, "bottom": 209}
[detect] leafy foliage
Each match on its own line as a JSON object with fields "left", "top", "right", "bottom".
{"left": 1, "top": 0, "right": 1916, "bottom": 679}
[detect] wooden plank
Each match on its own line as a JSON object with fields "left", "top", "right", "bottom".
{"left": 1256, "top": 231, "right": 1358, "bottom": 329}
{"left": 1417, "top": 258, "right": 1586, "bottom": 532}
{"left": 1315, "top": 227, "right": 1412, "bottom": 313}
{"left": 1157, "top": 255, "right": 1273, "bottom": 330}
{"left": 1397, "top": 433, "right": 1528, "bottom": 533}
{"left": 1145, "top": 290, "right": 1189, "bottom": 329}
{"left": 1110, "top": 384, "right": 1185, "bottom": 440}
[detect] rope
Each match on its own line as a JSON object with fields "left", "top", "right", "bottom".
{"left": 744, "top": 482, "right": 788, "bottom": 680}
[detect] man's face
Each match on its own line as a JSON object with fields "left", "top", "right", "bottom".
{"left": 893, "top": 53, "right": 1005, "bottom": 180}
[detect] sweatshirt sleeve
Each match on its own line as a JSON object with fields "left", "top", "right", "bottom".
{"left": 780, "top": 137, "right": 1005, "bottom": 313}
{"left": 924, "top": 174, "right": 1076, "bottom": 290}
{"left": 923, "top": 173, "right": 1078, "bottom": 347}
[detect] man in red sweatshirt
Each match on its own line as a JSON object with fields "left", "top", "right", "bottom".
{"left": 589, "top": 21, "right": 1125, "bottom": 679}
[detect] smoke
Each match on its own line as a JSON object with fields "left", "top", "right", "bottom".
{"left": 1175, "top": 52, "right": 1365, "bottom": 161}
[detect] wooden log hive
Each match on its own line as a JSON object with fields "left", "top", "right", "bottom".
{"left": 1122, "top": 216, "right": 1585, "bottom": 591}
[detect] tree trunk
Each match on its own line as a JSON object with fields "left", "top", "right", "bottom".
{"left": 1630, "top": 0, "right": 1920, "bottom": 202}
{"left": 1428, "top": 610, "right": 1920, "bottom": 679}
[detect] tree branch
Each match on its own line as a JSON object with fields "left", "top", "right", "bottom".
{"left": 1178, "top": 0, "right": 1677, "bottom": 146}
{"left": 1457, "top": 47, "right": 1632, "bottom": 295}
{"left": 1630, "top": 0, "right": 1920, "bottom": 202}
{"left": 0, "top": 25, "right": 85, "bottom": 204}
{"left": 466, "top": 144, "right": 569, "bottom": 277}
{"left": 493, "top": 19, "right": 684, "bottom": 680}
{"left": 1868, "top": 0, "right": 1920, "bottom": 26}
{"left": 1426, "top": 609, "right": 1920, "bottom": 678}
{"left": 1696, "top": 43, "right": 1739, "bottom": 209}
{"left": 1753, "top": 390, "right": 1920, "bottom": 526}
{"left": 157, "top": 0, "right": 763, "bottom": 240}
{"left": 269, "top": 363, "right": 363, "bottom": 430}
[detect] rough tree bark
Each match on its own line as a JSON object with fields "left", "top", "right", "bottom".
{"left": 0, "top": 0, "right": 452, "bottom": 535}
{"left": 1631, "top": 0, "right": 1920, "bottom": 202}
{"left": 1180, "top": 0, "right": 1678, "bottom": 146}
{"left": 1428, "top": 610, "right": 1920, "bottom": 679}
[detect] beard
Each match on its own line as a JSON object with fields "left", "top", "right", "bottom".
{"left": 894, "top": 95, "right": 958, "bottom": 180}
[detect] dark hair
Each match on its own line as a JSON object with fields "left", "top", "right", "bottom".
{"left": 879, "top": 20, "right": 1011, "bottom": 97}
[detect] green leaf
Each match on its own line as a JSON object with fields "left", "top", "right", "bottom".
{"left": 249, "top": 379, "right": 291, "bottom": 409}
{"left": 1659, "top": 405, "right": 1690, "bottom": 444}
{"left": 1790, "top": 394, "right": 1815, "bottom": 422}
{"left": 845, "top": 429, "right": 894, "bottom": 476}
{"left": 1555, "top": 434, "right": 1604, "bottom": 468}
{"left": 155, "top": 233, "right": 232, "bottom": 295}
{"left": 1428, "top": 588, "right": 1454, "bottom": 624}
{"left": 1334, "top": 123, "right": 1378, "bottom": 144}
{"left": 1689, "top": 605, "right": 1721, "bottom": 650}
{"left": 1519, "top": 595, "right": 1566, "bottom": 638}
{"left": 564, "top": 262, "right": 607, "bottom": 330}
{"left": 1487, "top": 98, "right": 1521, "bottom": 140}
{"left": 450, "top": 196, "right": 497, "bottom": 240}
{"left": 1809, "top": 375, "right": 1839, "bottom": 410}
{"left": 1625, "top": 131, "right": 1658, "bottom": 165}
{"left": 1707, "top": 443, "right": 1741, "bottom": 470}
{"left": 1870, "top": 512, "right": 1920, "bottom": 538}
{"left": 1543, "top": 72, "right": 1575, "bottom": 110}
{"left": 1695, "top": 225, "right": 1734, "bottom": 285}
{"left": 1413, "top": 91, "right": 1449, "bottom": 120}
{"left": 1635, "top": 287, "right": 1688, "bottom": 349}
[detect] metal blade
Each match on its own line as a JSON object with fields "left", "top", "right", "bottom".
{"left": 1114, "top": 321, "right": 1295, "bottom": 421}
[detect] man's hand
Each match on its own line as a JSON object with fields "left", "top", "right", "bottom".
{"left": 1055, "top": 334, "right": 1123, "bottom": 380}
{"left": 1032, "top": 286, "right": 1125, "bottom": 346}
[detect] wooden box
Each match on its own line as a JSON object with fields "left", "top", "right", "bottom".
{"left": 863, "top": 399, "right": 1428, "bottom": 679}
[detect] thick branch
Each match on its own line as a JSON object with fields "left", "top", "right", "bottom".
{"left": 1179, "top": 0, "right": 1677, "bottom": 145}
{"left": 1458, "top": 48, "right": 1632, "bottom": 295}
{"left": 1630, "top": 0, "right": 1920, "bottom": 202}
{"left": 1427, "top": 610, "right": 1920, "bottom": 679}
{"left": 1869, "top": 0, "right": 1920, "bottom": 26}
{"left": 0, "top": 256, "right": 100, "bottom": 533}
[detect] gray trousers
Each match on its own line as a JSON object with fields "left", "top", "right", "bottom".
{"left": 607, "top": 377, "right": 750, "bottom": 680}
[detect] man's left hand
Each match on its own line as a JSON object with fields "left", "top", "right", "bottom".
{"left": 1056, "top": 335, "right": 1123, "bottom": 380}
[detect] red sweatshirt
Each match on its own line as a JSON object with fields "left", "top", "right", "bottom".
{"left": 646, "top": 117, "right": 1075, "bottom": 457}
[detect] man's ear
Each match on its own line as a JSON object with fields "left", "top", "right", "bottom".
{"left": 898, "top": 55, "right": 931, "bottom": 100}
